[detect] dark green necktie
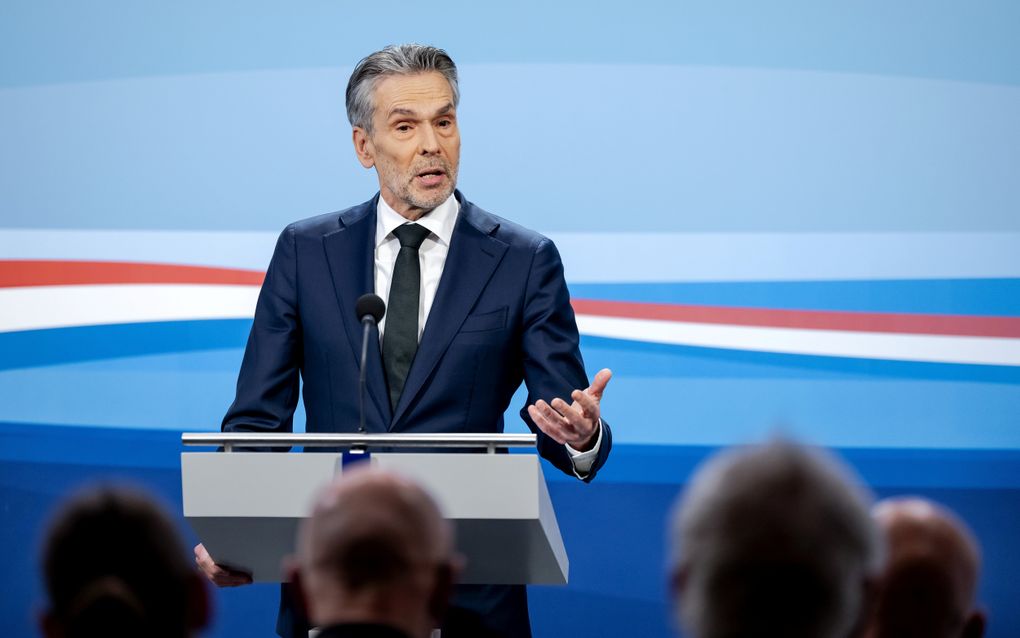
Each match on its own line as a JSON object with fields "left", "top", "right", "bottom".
{"left": 383, "top": 223, "right": 432, "bottom": 411}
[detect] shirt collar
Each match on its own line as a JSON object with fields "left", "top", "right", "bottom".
{"left": 375, "top": 193, "right": 459, "bottom": 248}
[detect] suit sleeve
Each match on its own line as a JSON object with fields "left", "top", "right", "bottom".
{"left": 221, "top": 225, "right": 303, "bottom": 435}
{"left": 518, "top": 237, "right": 612, "bottom": 482}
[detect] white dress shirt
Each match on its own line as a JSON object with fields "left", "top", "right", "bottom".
{"left": 374, "top": 194, "right": 602, "bottom": 476}
{"left": 374, "top": 194, "right": 459, "bottom": 340}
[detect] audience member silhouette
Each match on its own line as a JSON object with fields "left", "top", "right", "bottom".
{"left": 288, "top": 468, "right": 461, "bottom": 638}
{"left": 40, "top": 486, "right": 210, "bottom": 638}
{"left": 864, "top": 497, "right": 985, "bottom": 638}
{"left": 669, "top": 441, "right": 882, "bottom": 638}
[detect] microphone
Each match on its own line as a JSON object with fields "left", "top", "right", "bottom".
{"left": 356, "top": 293, "right": 385, "bottom": 326}
{"left": 355, "top": 294, "right": 385, "bottom": 434}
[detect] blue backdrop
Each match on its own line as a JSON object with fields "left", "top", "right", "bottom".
{"left": 2, "top": 2, "right": 1018, "bottom": 636}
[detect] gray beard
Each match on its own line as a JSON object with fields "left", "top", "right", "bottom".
{"left": 397, "top": 170, "right": 458, "bottom": 212}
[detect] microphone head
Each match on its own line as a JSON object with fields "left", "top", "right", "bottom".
{"left": 355, "top": 293, "right": 385, "bottom": 323}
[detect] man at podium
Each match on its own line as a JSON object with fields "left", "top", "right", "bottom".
{"left": 195, "top": 43, "right": 614, "bottom": 638}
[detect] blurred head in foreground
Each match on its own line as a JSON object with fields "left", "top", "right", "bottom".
{"left": 865, "top": 497, "right": 985, "bottom": 638}
{"left": 290, "top": 468, "right": 460, "bottom": 638}
{"left": 41, "top": 486, "right": 210, "bottom": 638}
{"left": 669, "top": 441, "right": 881, "bottom": 638}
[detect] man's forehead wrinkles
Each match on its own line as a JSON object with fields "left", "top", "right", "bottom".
{"left": 387, "top": 106, "right": 419, "bottom": 119}
{"left": 385, "top": 101, "right": 456, "bottom": 121}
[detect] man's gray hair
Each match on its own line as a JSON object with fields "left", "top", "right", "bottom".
{"left": 670, "top": 441, "right": 882, "bottom": 638}
{"left": 345, "top": 43, "right": 460, "bottom": 132}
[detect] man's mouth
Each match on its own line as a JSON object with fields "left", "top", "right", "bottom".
{"left": 415, "top": 168, "right": 447, "bottom": 187}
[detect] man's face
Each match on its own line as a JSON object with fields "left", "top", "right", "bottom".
{"left": 353, "top": 71, "right": 460, "bottom": 219}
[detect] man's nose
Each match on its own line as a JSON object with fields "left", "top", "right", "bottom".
{"left": 418, "top": 123, "right": 440, "bottom": 154}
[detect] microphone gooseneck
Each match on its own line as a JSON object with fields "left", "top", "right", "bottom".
{"left": 355, "top": 294, "right": 385, "bottom": 434}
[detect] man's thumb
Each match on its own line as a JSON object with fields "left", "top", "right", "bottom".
{"left": 587, "top": 368, "right": 613, "bottom": 399}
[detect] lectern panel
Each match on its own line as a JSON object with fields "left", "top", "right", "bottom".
{"left": 182, "top": 446, "right": 568, "bottom": 584}
{"left": 182, "top": 452, "right": 340, "bottom": 517}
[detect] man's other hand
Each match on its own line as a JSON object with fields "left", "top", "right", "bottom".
{"left": 194, "top": 542, "right": 253, "bottom": 587}
{"left": 527, "top": 368, "right": 612, "bottom": 452}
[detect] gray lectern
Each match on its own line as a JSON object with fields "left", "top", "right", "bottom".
{"left": 181, "top": 433, "right": 568, "bottom": 586}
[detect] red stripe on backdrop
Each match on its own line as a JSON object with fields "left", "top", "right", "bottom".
{"left": 571, "top": 299, "right": 1020, "bottom": 339}
{"left": 0, "top": 260, "right": 265, "bottom": 287}
{"left": 5, "top": 261, "right": 1018, "bottom": 338}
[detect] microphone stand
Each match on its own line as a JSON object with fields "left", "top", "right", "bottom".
{"left": 353, "top": 292, "right": 384, "bottom": 449}
{"left": 358, "top": 316, "right": 374, "bottom": 434}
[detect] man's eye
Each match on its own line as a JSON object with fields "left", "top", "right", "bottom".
{"left": 396, "top": 124, "right": 411, "bottom": 132}
{"left": 437, "top": 119, "right": 452, "bottom": 127}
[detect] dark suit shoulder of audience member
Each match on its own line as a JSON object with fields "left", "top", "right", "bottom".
{"left": 865, "top": 497, "right": 985, "bottom": 638}
{"left": 669, "top": 440, "right": 882, "bottom": 638}
{"left": 40, "top": 485, "right": 210, "bottom": 638}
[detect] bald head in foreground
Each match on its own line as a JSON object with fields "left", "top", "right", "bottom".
{"left": 865, "top": 497, "right": 985, "bottom": 638}
{"left": 670, "top": 441, "right": 881, "bottom": 638}
{"left": 288, "top": 468, "right": 460, "bottom": 638}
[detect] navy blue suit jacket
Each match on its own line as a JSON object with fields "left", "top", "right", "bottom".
{"left": 223, "top": 191, "right": 612, "bottom": 479}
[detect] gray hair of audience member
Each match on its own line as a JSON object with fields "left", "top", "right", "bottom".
{"left": 866, "top": 497, "right": 985, "bottom": 638}
{"left": 345, "top": 43, "right": 460, "bottom": 132}
{"left": 40, "top": 486, "right": 209, "bottom": 638}
{"left": 669, "top": 441, "right": 882, "bottom": 638}
{"left": 291, "top": 468, "right": 458, "bottom": 634}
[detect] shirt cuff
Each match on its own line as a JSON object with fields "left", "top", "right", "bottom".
{"left": 565, "top": 418, "right": 603, "bottom": 478}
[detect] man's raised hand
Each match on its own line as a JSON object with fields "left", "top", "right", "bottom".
{"left": 527, "top": 368, "right": 612, "bottom": 452}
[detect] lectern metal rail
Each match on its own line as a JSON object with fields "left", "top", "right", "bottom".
{"left": 181, "top": 432, "right": 538, "bottom": 454}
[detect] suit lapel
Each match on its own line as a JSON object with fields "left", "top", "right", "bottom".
{"left": 322, "top": 197, "right": 392, "bottom": 427}
{"left": 391, "top": 200, "right": 508, "bottom": 428}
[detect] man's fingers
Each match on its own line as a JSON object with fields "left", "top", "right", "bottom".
{"left": 209, "top": 573, "right": 247, "bottom": 587}
{"left": 528, "top": 403, "right": 571, "bottom": 445}
{"left": 536, "top": 400, "right": 568, "bottom": 427}
{"left": 210, "top": 567, "right": 253, "bottom": 587}
{"left": 216, "top": 575, "right": 254, "bottom": 587}
{"left": 586, "top": 368, "right": 613, "bottom": 400}
{"left": 195, "top": 543, "right": 252, "bottom": 587}
{"left": 531, "top": 398, "right": 594, "bottom": 447}
{"left": 550, "top": 397, "right": 580, "bottom": 421}
{"left": 527, "top": 405, "right": 565, "bottom": 444}
{"left": 542, "top": 399, "right": 585, "bottom": 439}
{"left": 527, "top": 404, "right": 554, "bottom": 430}
{"left": 571, "top": 389, "right": 599, "bottom": 421}
{"left": 552, "top": 397, "right": 591, "bottom": 433}
{"left": 195, "top": 543, "right": 214, "bottom": 572}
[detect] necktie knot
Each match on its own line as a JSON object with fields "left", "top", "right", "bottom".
{"left": 393, "top": 223, "right": 431, "bottom": 250}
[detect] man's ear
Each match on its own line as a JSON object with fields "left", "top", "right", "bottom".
{"left": 429, "top": 554, "right": 464, "bottom": 625}
{"left": 285, "top": 558, "right": 311, "bottom": 624}
{"left": 669, "top": 566, "right": 689, "bottom": 632}
{"left": 962, "top": 609, "right": 987, "bottom": 638}
{"left": 849, "top": 575, "right": 880, "bottom": 638}
{"left": 669, "top": 565, "right": 687, "bottom": 598}
{"left": 39, "top": 609, "right": 63, "bottom": 638}
{"left": 352, "top": 127, "right": 375, "bottom": 169}
{"left": 185, "top": 571, "right": 212, "bottom": 632}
